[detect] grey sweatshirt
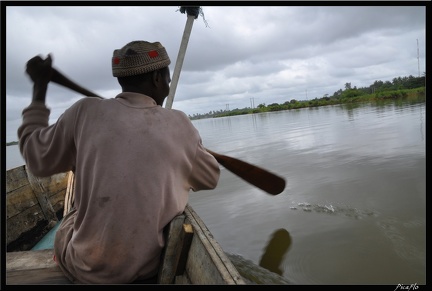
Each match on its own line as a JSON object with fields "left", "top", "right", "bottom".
{"left": 18, "top": 92, "right": 220, "bottom": 283}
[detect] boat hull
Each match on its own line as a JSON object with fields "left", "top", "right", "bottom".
{"left": 6, "top": 166, "right": 70, "bottom": 252}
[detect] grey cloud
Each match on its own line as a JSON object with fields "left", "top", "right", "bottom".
{"left": 4, "top": 5, "right": 426, "bottom": 142}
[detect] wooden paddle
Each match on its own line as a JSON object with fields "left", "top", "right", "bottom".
{"left": 205, "top": 149, "right": 286, "bottom": 195}
{"left": 49, "top": 67, "right": 286, "bottom": 195}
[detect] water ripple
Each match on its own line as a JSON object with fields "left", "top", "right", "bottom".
{"left": 377, "top": 217, "right": 426, "bottom": 267}
{"left": 290, "top": 202, "right": 378, "bottom": 219}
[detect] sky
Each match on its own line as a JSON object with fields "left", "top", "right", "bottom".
{"left": 3, "top": 4, "right": 427, "bottom": 142}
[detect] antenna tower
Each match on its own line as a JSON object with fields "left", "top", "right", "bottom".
{"left": 417, "top": 39, "right": 420, "bottom": 77}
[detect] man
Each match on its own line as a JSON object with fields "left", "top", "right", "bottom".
{"left": 18, "top": 40, "right": 220, "bottom": 284}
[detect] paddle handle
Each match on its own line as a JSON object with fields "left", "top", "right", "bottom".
{"left": 51, "top": 68, "right": 102, "bottom": 98}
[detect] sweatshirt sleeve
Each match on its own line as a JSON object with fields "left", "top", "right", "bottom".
{"left": 188, "top": 139, "right": 220, "bottom": 191}
{"left": 17, "top": 101, "right": 75, "bottom": 177}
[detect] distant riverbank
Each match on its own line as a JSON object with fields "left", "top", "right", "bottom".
{"left": 190, "top": 86, "right": 425, "bottom": 119}
{"left": 6, "top": 86, "right": 425, "bottom": 144}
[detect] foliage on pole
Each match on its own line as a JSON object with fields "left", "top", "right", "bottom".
{"left": 180, "top": 6, "right": 200, "bottom": 18}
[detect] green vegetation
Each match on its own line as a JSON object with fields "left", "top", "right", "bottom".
{"left": 6, "top": 141, "right": 19, "bottom": 146}
{"left": 189, "top": 74, "right": 426, "bottom": 120}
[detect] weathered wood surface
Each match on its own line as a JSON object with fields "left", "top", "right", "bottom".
{"left": 158, "top": 214, "right": 189, "bottom": 283}
{"left": 6, "top": 249, "right": 72, "bottom": 285}
{"left": 6, "top": 166, "right": 70, "bottom": 251}
{"left": 63, "top": 171, "right": 75, "bottom": 216}
{"left": 180, "top": 205, "right": 246, "bottom": 285}
{"left": 176, "top": 223, "right": 194, "bottom": 276}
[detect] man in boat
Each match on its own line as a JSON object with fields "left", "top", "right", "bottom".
{"left": 18, "top": 40, "right": 221, "bottom": 284}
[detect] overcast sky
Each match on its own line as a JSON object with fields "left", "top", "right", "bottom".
{"left": 4, "top": 4, "right": 426, "bottom": 142}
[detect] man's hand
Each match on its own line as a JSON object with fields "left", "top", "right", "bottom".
{"left": 26, "top": 54, "right": 53, "bottom": 103}
{"left": 26, "top": 54, "right": 53, "bottom": 85}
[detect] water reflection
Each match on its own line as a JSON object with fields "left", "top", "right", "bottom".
{"left": 251, "top": 113, "right": 257, "bottom": 130}
{"left": 259, "top": 228, "right": 292, "bottom": 276}
{"left": 227, "top": 228, "right": 294, "bottom": 284}
{"left": 419, "top": 106, "right": 425, "bottom": 141}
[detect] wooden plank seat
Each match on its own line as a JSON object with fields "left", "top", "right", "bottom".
{"left": 6, "top": 249, "right": 72, "bottom": 285}
{"left": 6, "top": 213, "right": 194, "bottom": 285}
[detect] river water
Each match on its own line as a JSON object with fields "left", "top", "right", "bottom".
{"left": 5, "top": 98, "right": 426, "bottom": 285}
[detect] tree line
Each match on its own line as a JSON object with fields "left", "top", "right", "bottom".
{"left": 189, "top": 73, "right": 426, "bottom": 120}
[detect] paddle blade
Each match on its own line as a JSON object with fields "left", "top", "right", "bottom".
{"left": 206, "top": 149, "right": 286, "bottom": 195}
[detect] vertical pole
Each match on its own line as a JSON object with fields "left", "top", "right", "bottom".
{"left": 165, "top": 13, "right": 195, "bottom": 109}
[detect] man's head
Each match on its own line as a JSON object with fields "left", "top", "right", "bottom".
{"left": 112, "top": 41, "right": 171, "bottom": 105}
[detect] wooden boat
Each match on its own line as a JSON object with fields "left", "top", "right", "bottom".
{"left": 6, "top": 165, "right": 70, "bottom": 253}
{"left": 6, "top": 165, "right": 292, "bottom": 285}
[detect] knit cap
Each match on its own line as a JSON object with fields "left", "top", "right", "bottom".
{"left": 112, "top": 41, "right": 171, "bottom": 77}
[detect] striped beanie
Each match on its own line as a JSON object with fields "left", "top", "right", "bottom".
{"left": 112, "top": 41, "right": 171, "bottom": 77}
